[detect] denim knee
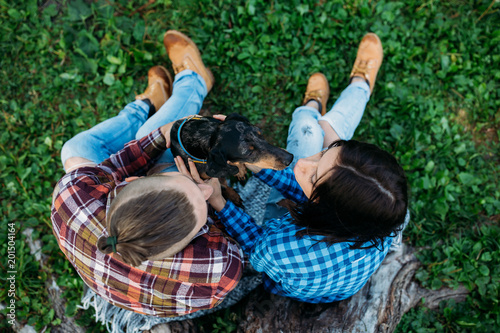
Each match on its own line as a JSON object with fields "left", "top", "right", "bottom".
{"left": 319, "top": 81, "right": 370, "bottom": 140}
{"left": 286, "top": 106, "right": 324, "bottom": 161}
{"left": 60, "top": 137, "right": 80, "bottom": 167}
{"left": 60, "top": 132, "right": 103, "bottom": 167}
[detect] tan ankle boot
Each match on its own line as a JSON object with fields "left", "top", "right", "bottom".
{"left": 163, "top": 30, "right": 215, "bottom": 93}
{"left": 135, "top": 66, "right": 173, "bottom": 111}
{"left": 303, "top": 73, "right": 330, "bottom": 116}
{"left": 350, "top": 33, "right": 383, "bottom": 94}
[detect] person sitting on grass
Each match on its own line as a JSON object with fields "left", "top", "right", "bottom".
{"left": 51, "top": 30, "right": 245, "bottom": 317}
{"left": 177, "top": 33, "right": 409, "bottom": 303}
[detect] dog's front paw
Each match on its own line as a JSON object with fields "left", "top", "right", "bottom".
{"left": 219, "top": 178, "right": 243, "bottom": 207}
{"left": 234, "top": 163, "right": 247, "bottom": 180}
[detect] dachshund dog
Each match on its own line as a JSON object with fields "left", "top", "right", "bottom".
{"left": 170, "top": 113, "right": 293, "bottom": 179}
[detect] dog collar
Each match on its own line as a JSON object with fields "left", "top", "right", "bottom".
{"left": 177, "top": 115, "right": 207, "bottom": 164}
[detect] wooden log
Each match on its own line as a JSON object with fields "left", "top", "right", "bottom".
{"left": 14, "top": 228, "right": 85, "bottom": 333}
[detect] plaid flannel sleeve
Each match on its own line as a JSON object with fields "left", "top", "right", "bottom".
{"left": 254, "top": 168, "right": 308, "bottom": 203}
{"left": 215, "top": 201, "right": 263, "bottom": 254}
{"left": 98, "top": 127, "right": 167, "bottom": 179}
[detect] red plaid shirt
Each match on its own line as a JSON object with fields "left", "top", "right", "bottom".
{"left": 51, "top": 128, "right": 244, "bottom": 317}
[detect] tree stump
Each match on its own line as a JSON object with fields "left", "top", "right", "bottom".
{"left": 14, "top": 228, "right": 85, "bottom": 333}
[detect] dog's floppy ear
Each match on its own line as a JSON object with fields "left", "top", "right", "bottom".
{"left": 225, "top": 113, "right": 250, "bottom": 124}
{"left": 206, "top": 144, "right": 240, "bottom": 178}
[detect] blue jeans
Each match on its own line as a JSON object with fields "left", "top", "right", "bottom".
{"left": 286, "top": 80, "right": 370, "bottom": 163}
{"left": 61, "top": 75, "right": 369, "bottom": 172}
{"left": 265, "top": 81, "right": 371, "bottom": 219}
{"left": 61, "top": 70, "right": 207, "bottom": 171}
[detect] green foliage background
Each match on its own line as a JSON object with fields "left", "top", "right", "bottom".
{"left": 1, "top": 0, "right": 499, "bottom": 332}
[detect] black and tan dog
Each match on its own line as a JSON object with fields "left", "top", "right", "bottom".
{"left": 170, "top": 113, "right": 293, "bottom": 179}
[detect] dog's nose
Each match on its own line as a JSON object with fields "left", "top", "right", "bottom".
{"left": 282, "top": 151, "right": 293, "bottom": 166}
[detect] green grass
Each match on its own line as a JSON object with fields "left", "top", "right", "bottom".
{"left": 1, "top": 0, "right": 499, "bottom": 332}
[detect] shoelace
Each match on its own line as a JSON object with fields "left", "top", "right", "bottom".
{"left": 351, "top": 60, "right": 374, "bottom": 81}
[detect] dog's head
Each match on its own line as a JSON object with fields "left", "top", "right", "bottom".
{"left": 206, "top": 113, "right": 294, "bottom": 178}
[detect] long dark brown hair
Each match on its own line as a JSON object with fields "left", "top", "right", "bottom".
{"left": 291, "top": 140, "right": 408, "bottom": 250}
{"left": 97, "top": 177, "right": 197, "bottom": 267}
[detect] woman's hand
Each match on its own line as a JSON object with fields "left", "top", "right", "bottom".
{"left": 206, "top": 178, "right": 226, "bottom": 211}
{"left": 212, "top": 114, "right": 226, "bottom": 122}
{"left": 174, "top": 156, "right": 227, "bottom": 211}
{"left": 244, "top": 164, "right": 263, "bottom": 174}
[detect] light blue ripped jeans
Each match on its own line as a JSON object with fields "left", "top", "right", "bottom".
{"left": 287, "top": 80, "right": 370, "bottom": 163}
{"left": 264, "top": 81, "right": 371, "bottom": 219}
{"left": 60, "top": 70, "right": 207, "bottom": 172}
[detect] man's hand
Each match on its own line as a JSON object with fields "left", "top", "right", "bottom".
{"left": 162, "top": 114, "right": 222, "bottom": 149}
{"left": 160, "top": 121, "right": 176, "bottom": 148}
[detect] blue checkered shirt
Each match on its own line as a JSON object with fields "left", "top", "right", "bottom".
{"left": 216, "top": 168, "right": 393, "bottom": 303}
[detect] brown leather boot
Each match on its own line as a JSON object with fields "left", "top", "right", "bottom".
{"left": 163, "top": 30, "right": 215, "bottom": 93}
{"left": 135, "top": 66, "right": 173, "bottom": 112}
{"left": 302, "top": 73, "right": 330, "bottom": 116}
{"left": 350, "top": 33, "right": 383, "bottom": 94}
